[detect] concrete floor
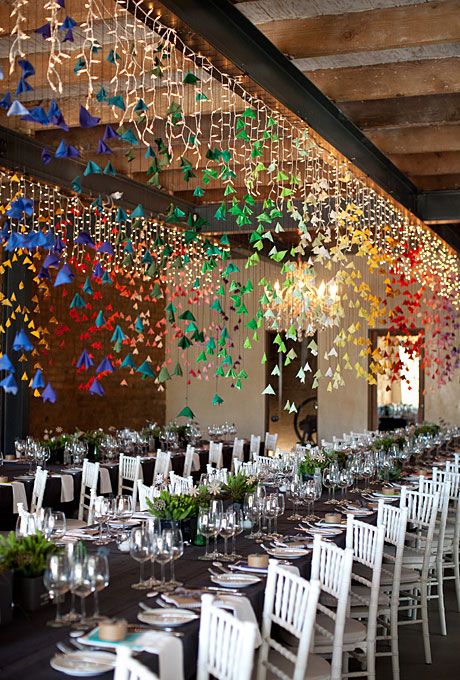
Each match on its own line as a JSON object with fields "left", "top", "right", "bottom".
{"left": 377, "top": 582, "right": 460, "bottom": 679}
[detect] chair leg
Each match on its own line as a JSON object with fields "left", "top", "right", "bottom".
{"left": 390, "top": 604, "right": 400, "bottom": 680}
{"left": 367, "top": 640, "right": 376, "bottom": 680}
{"left": 454, "top": 547, "right": 460, "bottom": 612}
{"left": 421, "top": 581, "right": 432, "bottom": 664}
{"left": 436, "top": 560, "right": 447, "bottom": 636}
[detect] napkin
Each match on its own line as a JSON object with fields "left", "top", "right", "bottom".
{"left": 138, "top": 631, "right": 184, "bottom": 680}
{"left": 99, "top": 467, "right": 113, "bottom": 494}
{"left": 192, "top": 452, "right": 200, "bottom": 471}
{"left": 215, "top": 595, "right": 262, "bottom": 647}
{"left": 0, "top": 481, "right": 28, "bottom": 513}
{"left": 60, "top": 474, "right": 74, "bottom": 502}
{"left": 161, "top": 593, "right": 201, "bottom": 609}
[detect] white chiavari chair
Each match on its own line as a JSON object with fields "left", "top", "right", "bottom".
{"left": 397, "top": 487, "right": 440, "bottom": 663}
{"left": 183, "top": 445, "right": 195, "bottom": 477}
{"left": 249, "top": 434, "right": 261, "bottom": 459}
{"left": 256, "top": 559, "right": 324, "bottom": 680}
{"left": 30, "top": 465, "right": 48, "bottom": 513}
{"left": 118, "top": 454, "right": 142, "bottom": 508}
{"left": 342, "top": 516, "right": 385, "bottom": 680}
{"left": 197, "top": 593, "right": 256, "bottom": 680}
{"left": 432, "top": 466, "right": 460, "bottom": 611}
{"left": 231, "top": 437, "right": 245, "bottom": 470}
{"left": 208, "top": 441, "right": 223, "bottom": 469}
{"left": 137, "top": 480, "right": 160, "bottom": 511}
{"left": 310, "top": 535, "right": 355, "bottom": 680}
{"left": 71, "top": 460, "right": 99, "bottom": 526}
{"left": 169, "top": 471, "right": 193, "bottom": 494}
{"left": 264, "top": 432, "right": 278, "bottom": 454}
{"left": 114, "top": 646, "right": 158, "bottom": 680}
{"left": 154, "top": 450, "right": 171, "bottom": 480}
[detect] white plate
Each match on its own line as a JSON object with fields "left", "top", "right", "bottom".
{"left": 138, "top": 607, "right": 199, "bottom": 627}
{"left": 50, "top": 650, "right": 116, "bottom": 676}
{"left": 265, "top": 548, "right": 309, "bottom": 559}
{"left": 210, "top": 573, "right": 261, "bottom": 588}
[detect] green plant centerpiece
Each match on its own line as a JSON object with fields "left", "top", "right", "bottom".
{"left": 0, "top": 532, "right": 61, "bottom": 612}
{"left": 414, "top": 423, "right": 440, "bottom": 438}
{"left": 221, "top": 473, "right": 257, "bottom": 505}
{"left": 0, "top": 531, "right": 60, "bottom": 578}
{"left": 75, "top": 428, "right": 106, "bottom": 460}
{"left": 298, "top": 449, "right": 336, "bottom": 477}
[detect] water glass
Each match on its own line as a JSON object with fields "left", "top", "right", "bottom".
{"left": 129, "top": 526, "right": 151, "bottom": 590}
{"left": 43, "top": 553, "right": 71, "bottom": 627}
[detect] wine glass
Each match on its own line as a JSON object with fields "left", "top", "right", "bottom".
{"left": 129, "top": 526, "right": 151, "bottom": 590}
{"left": 287, "top": 477, "right": 303, "bottom": 520}
{"left": 197, "top": 507, "right": 219, "bottom": 562}
{"left": 70, "top": 557, "right": 97, "bottom": 629}
{"left": 209, "top": 499, "right": 223, "bottom": 558}
{"left": 164, "top": 527, "right": 184, "bottom": 587}
{"left": 43, "top": 510, "right": 66, "bottom": 542}
{"left": 219, "top": 510, "right": 235, "bottom": 561}
{"left": 43, "top": 553, "right": 71, "bottom": 627}
{"left": 88, "top": 552, "right": 109, "bottom": 621}
{"left": 244, "top": 492, "right": 261, "bottom": 539}
{"left": 93, "top": 497, "right": 111, "bottom": 545}
{"left": 145, "top": 517, "right": 161, "bottom": 587}
{"left": 154, "top": 531, "right": 174, "bottom": 593}
{"left": 229, "top": 506, "right": 244, "bottom": 560}
{"left": 262, "top": 495, "right": 277, "bottom": 537}
{"left": 272, "top": 492, "right": 285, "bottom": 536}
{"left": 61, "top": 542, "right": 80, "bottom": 623}
{"left": 110, "top": 495, "right": 133, "bottom": 545}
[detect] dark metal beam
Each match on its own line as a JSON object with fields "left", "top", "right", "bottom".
{"left": 429, "top": 223, "right": 460, "bottom": 254}
{"left": 0, "top": 126, "right": 196, "bottom": 217}
{"left": 152, "top": 0, "right": 418, "bottom": 215}
{"left": 416, "top": 190, "right": 460, "bottom": 224}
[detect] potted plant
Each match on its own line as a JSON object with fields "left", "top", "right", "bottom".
{"left": 298, "top": 450, "right": 333, "bottom": 480}
{"left": 221, "top": 473, "right": 257, "bottom": 507}
{"left": 0, "top": 569, "right": 13, "bottom": 625}
{"left": 75, "top": 429, "right": 106, "bottom": 461}
{"left": 146, "top": 490, "right": 204, "bottom": 542}
{"left": 0, "top": 532, "right": 60, "bottom": 612}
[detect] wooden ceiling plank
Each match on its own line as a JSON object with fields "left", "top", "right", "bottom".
{"left": 409, "top": 173, "right": 460, "bottom": 191}
{"left": 368, "top": 124, "right": 460, "bottom": 155}
{"left": 254, "top": 1, "right": 460, "bottom": 59}
{"left": 306, "top": 57, "right": 460, "bottom": 102}
{"left": 338, "top": 93, "right": 460, "bottom": 130}
{"left": 389, "top": 150, "right": 460, "bottom": 176}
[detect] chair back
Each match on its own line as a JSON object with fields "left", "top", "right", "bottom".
{"left": 310, "top": 535, "right": 354, "bottom": 680}
{"left": 153, "top": 451, "right": 171, "bottom": 479}
{"left": 169, "top": 471, "right": 193, "bottom": 495}
{"left": 137, "top": 480, "right": 160, "bottom": 511}
{"left": 183, "top": 445, "right": 195, "bottom": 477}
{"left": 31, "top": 465, "right": 48, "bottom": 513}
{"left": 118, "top": 454, "right": 142, "bottom": 507}
{"left": 232, "top": 438, "right": 245, "bottom": 465}
{"left": 257, "top": 560, "right": 321, "bottom": 680}
{"left": 249, "top": 435, "right": 260, "bottom": 459}
{"left": 345, "top": 516, "right": 385, "bottom": 663}
{"left": 264, "top": 432, "right": 278, "bottom": 453}
{"left": 377, "top": 500, "right": 408, "bottom": 604}
{"left": 208, "top": 441, "right": 223, "bottom": 469}
{"left": 78, "top": 460, "right": 100, "bottom": 522}
{"left": 197, "top": 593, "right": 256, "bottom": 680}
{"left": 114, "top": 646, "right": 158, "bottom": 680}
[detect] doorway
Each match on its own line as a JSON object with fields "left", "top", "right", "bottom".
{"left": 368, "top": 330, "right": 424, "bottom": 431}
{"left": 265, "top": 332, "right": 318, "bottom": 450}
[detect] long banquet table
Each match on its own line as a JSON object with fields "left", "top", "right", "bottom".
{"left": 0, "top": 494, "right": 371, "bottom": 680}
{"left": 0, "top": 441, "right": 258, "bottom": 530}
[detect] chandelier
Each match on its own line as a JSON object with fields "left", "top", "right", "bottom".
{"left": 263, "top": 262, "right": 341, "bottom": 339}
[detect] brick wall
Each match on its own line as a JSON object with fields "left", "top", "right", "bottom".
{"left": 28, "top": 272, "right": 166, "bottom": 437}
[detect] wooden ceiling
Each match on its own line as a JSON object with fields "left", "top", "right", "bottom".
{"left": 233, "top": 0, "right": 460, "bottom": 192}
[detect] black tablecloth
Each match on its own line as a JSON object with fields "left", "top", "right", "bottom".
{"left": 0, "top": 492, "right": 370, "bottom": 680}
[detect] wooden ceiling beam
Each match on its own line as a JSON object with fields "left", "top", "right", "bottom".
{"left": 390, "top": 151, "right": 460, "bottom": 176}
{"left": 339, "top": 93, "right": 460, "bottom": 130}
{"left": 254, "top": 1, "right": 460, "bottom": 59}
{"left": 410, "top": 174, "right": 460, "bottom": 191}
{"left": 367, "top": 124, "right": 460, "bottom": 155}
{"left": 306, "top": 58, "right": 460, "bottom": 102}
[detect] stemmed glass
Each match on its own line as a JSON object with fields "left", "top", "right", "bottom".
{"left": 61, "top": 542, "right": 80, "bottom": 624}
{"left": 164, "top": 527, "right": 184, "bottom": 587}
{"left": 154, "top": 531, "right": 174, "bottom": 592}
{"left": 287, "top": 477, "right": 303, "bottom": 520}
{"left": 43, "top": 510, "right": 66, "bottom": 542}
{"left": 88, "top": 552, "right": 109, "bottom": 621}
{"left": 129, "top": 526, "right": 151, "bottom": 590}
{"left": 145, "top": 517, "right": 161, "bottom": 587}
{"left": 229, "top": 506, "right": 244, "bottom": 560}
{"left": 94, "top": 497, "right": 111, "bottom": 545}
{"left": 262, "top": 495, "right": 277, "bottom": 537}
{"left": 197, "top": 507, "right": 220, "bottom": 561}
{"left": 209, "top": 500, "right": 223, "bottom": 558}
{"left": 70, "top": 557, "right": 97, "bottom": 629}
{"left": 244, "top": 492, "right": 261, "bottom": 539}
{"left": 43, "top": 553, "right": 71, "bottom": 627}
{"left": 110, "top": 495, "right": 133, "bottom": 545}
{"left": 219, "top": 510, "right": 235, "bottom": 561}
